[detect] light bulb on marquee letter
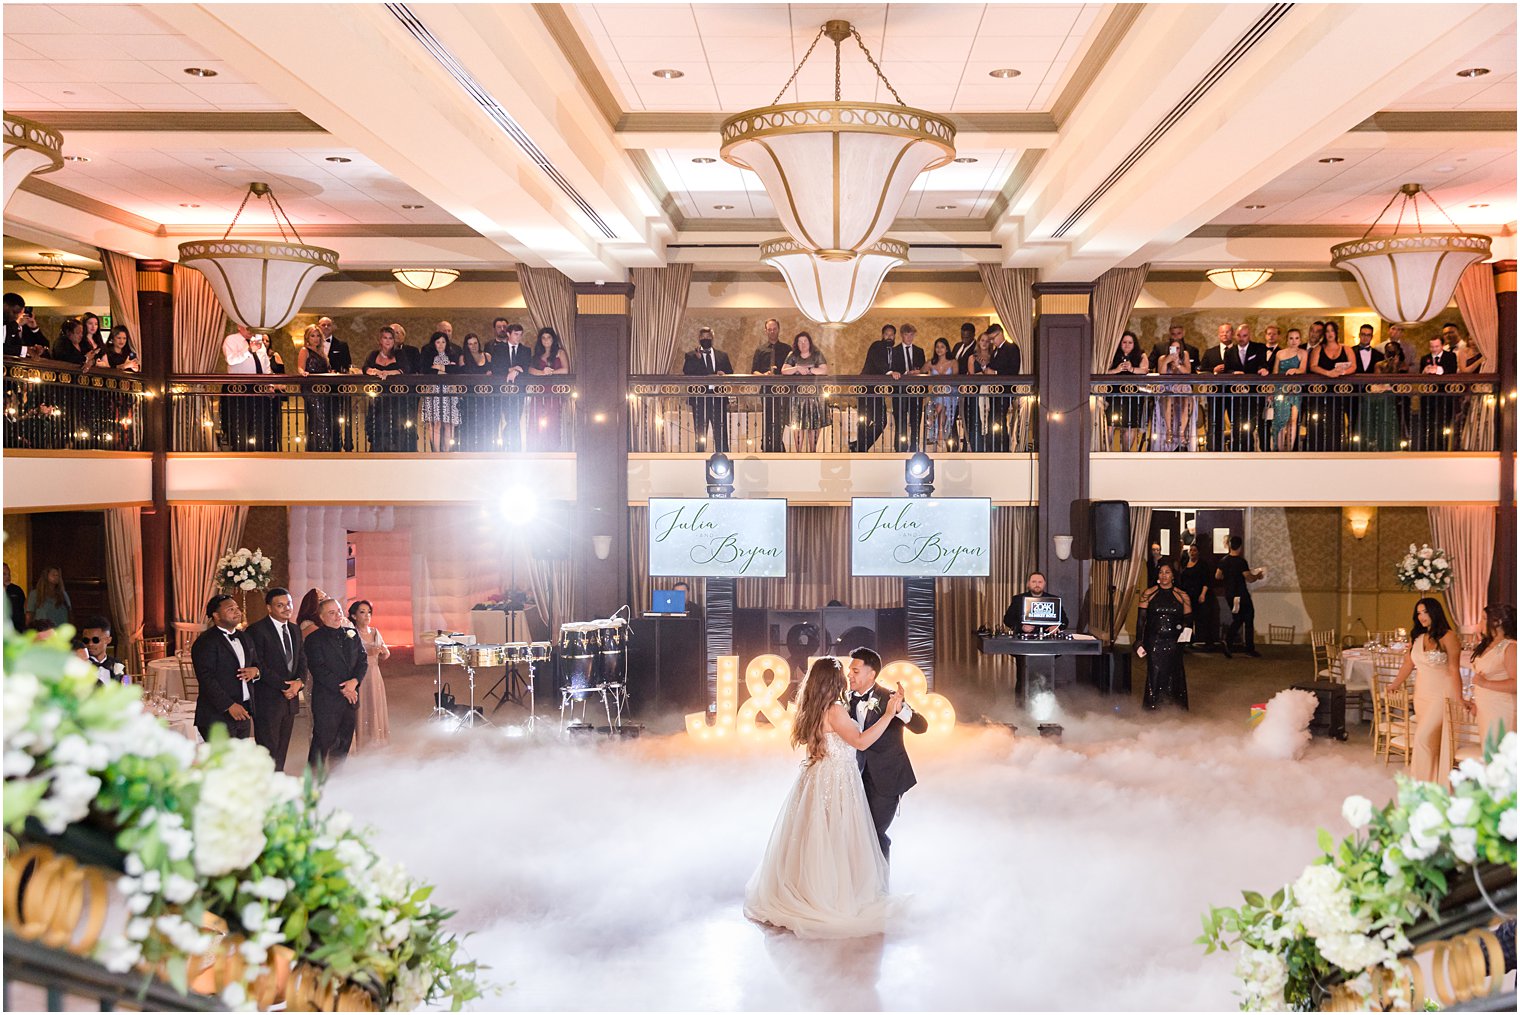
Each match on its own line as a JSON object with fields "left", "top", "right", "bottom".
{"left": 736, "top": 654, "right": 796, "bottom": 741}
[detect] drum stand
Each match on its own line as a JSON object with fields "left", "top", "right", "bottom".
{"left": 430, "top": 649, "right": 455, "bottom": 723}
{"left": 454, "top": 664, "right": 493, "bottom": 731}
{"left": 484, "top": 610, "right": 530, "bottom": 713}
{"left": 559, "top": 682, "right": 616, "bottom": 733}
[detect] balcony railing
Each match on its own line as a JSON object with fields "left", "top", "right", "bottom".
{"left": 3, "top": 359, "right": 147, "bottom": 452}
{"left": 168, "top": 374, "right": 576, "bottom": 453}
{"left": 1090, "top": 374, "right": 1502, "bottom": 453}
{"left": 628, "top": 375, "right": 1039, "bottom": 454}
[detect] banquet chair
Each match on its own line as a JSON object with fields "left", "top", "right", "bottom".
{"left": 1268, "top": 624, "right": 1295, "bottom": 645}
{"left": 1443, "top": 699, "right": 1483, "bottom": 768}
{"left": 1378, "top": 685, "right": 1413, "bottom": 766}
{"left": 176, "top": 653, "right": 199, "bottom": 702}
{"left": 1309, "top": 629, "right": 1339, "bottom": 679}
{"left": 173, "top": 621, "right": 205, "bottom": 654}
{"left": 133, "top": 635, "right": 168, "bottom": 682}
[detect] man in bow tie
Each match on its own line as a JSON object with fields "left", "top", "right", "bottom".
{"left": 247, "top": 586, "right": 306, "bottom": 771}
{"left": 192, "top": 594, "right": 260, "bottom": 741}
{"left": 845, "top": 647, "right": 928, "bottom": 860}
{"left": 79, "top": 616, "right": 127, "bottom": 684}
{"left": 682, "top": 327, "right": 732, "bottom": 452}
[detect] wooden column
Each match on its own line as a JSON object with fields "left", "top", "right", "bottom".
{"left": 571, "top": 283, "right": 633, "bottom": 620}
{"left": 1032, "top": 283, "right": 1094, "bottom": 687}
{"left": 1491, "top": 259, "right": 1516, "bottom": 605}
{"left": 137, "top": 260, "right": 174, "bottom": 638}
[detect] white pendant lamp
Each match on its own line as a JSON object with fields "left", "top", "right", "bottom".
{"left": 391, "top": 267, "right": 460, "bottom": 291}
{"left": 760, "top": 236, "right": 908, "bottom": 325}
{"left": 3, "top": 113, "right": 64, "bottom": 208}
{"left": 12, "top": 252, "right": 89, "bottom": 290}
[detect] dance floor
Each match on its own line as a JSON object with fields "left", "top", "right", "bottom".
{"left": 320, "top": 649, "right": 1398, "bottom": 1011}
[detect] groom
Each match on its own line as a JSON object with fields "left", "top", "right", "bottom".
{"left": 847, "top": 647, "right": 929, "bottom": 860}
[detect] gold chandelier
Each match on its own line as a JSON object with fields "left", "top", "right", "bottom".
{"left": 721, "top": 20, "right": 955, "bottom": 263}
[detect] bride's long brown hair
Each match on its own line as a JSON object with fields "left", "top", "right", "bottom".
{"left": 791, "top": 657, "right": 846, "bottom": 762}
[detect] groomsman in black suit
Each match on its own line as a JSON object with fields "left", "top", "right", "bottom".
{"left": 1418, "top": 335, "right": 1462, "bottom": 450}
{"left": 850, "top": 324, "right": 896, "bottom": 452}
{"left": 317, "top": 317, "right": 354, "bottom": 451}
{"left": 1222, "top": 323, "right": 1270, "bottom": 451}
{"left": 985, "top": 324, "right": 1023, "bottom": 452}
{"left": 682, "top": 327, "right": 732, "bottom": 453}
{"left": 192, "top": 595, "right": 260, "bottom": 742}
{"left": 887, "top": 323, "right": 927, "bottom": 451}
{"left": 750, "top": 318, "right": 791, "bottom": 452}
{"left": 305, "top": 597, "right": 366, "bottom": 770}
{"left": 79, "top": 616, "right": 127, "bottom": 684}
{"left": 486, "top": 319, "right": 533, "bottom": 449}
{"left": 1200, "top": 323, "right": 1233, "bottom": 451}
{"left": 950, "top": 322, "right": 979, "bottom": 451}
{"left": 246, "top": 587, "right": 306, "bottom": 770}
{"left": 846, "top": 647, "right": 928, "bottom": 860}
{"left": 1347, "top": 323, "right": 1385, "bottom": 446}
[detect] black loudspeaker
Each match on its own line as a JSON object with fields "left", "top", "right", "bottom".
{"left": 1090, "top": 500, "right": 1131, "bottom": 560}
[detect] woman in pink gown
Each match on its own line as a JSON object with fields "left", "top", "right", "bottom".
{"left": 347, "top": 599, "right": 391, "bottom": 750}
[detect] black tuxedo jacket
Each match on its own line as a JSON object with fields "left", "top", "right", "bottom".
{"left": 86, "top": 654, "right": 127, "bottom": 684}
{"left": 987, "top": 340, "right": 1022, "bottom": 376}
{"left": 4, "top": 319, "right": 43, "bottom": 357}
{"left": 860, "top": 338, "right": 895, "bottom": 376}
{"left": 1223, "top": 341, "right": 1270, "bottom": 374}
{"left": 887, "top": 343, "right": 926, "bottom": 375}
{"left": 1349, "top": 344, "right": 1384, "bottom": 373}
{"left": 1419, "top": 350, "right": 1459, "bottom": 374}
{"left": 246, "top": 616, "right": 306, "bottom": 717}
{"left": 1199, "top": 344, "right": 1228, "bottom": 373}
{"left": 952, "top": 339, "right": 977, "bottom": 374}
{"left": 682, "top": 348, "right": 733, "bottom": 377}
{"left": 750, "top": 341, "right": 792, "bottom": 376}
{"left": 849, "top": 683, "right": 929, "bottom": 797}
{"left": 304, "top": 625, "right": 367, "bottom": 709}
{"left": 326, "top": 337, "right": 352, "bottom": 373}
{"left": 1004, "top": 593, "right": 1069, "bottom": 631}
{"left": 191, "top": 625, "right": 261, "bottom": 729}
{"left": 486, "top": 340, "right": 532, "bottom": 376}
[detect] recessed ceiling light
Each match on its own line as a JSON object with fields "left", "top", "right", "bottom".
{"left": 935, "top": 204, "right": 957, "bottom": 210}
{"left": 953, "top": 157, "right": 978, "bottom": 164}
{"left": 183, "top": 67, "right": 218, "bottom": 77}
{"left": 1318, "top": 157, "right": 1345, "bottom": 164}
{"left": 401, "top": 203, "right": 424, "bottom": 209}
{"left": 712, "top": 204, "right": 735, "bottom": 210}
{"left": 1244, "top": 203, "right": 1267, "bottom": 209}
{"left": 325, "top": 156, "right": 352, "bottom": 163}
{"left": 691, "top": 157, "right": 716, "bottom": 164}
{"left": 1456, "top": 67, "right": 1490, "bottom": 78}
{"left": 213, "top": 164, "right": 236, "bottom": 171}
{"left": 1469, "top": 203, "right": 1490, "bottom": 208}
{"left": 1433, "top": 165, "right": 1456, "bottom": 173}
{"left": 60, "top": 90, "right": 75, "bottom": 96}
{"left": 988, "top": 68, "right": 1021, "bottom": 79}
{"left": 179, "top": 203, "right": 200, "bottom": 208}
{"left": 651, "top": 68, "right": 684, "bottom": 79}
{"left": 63, "top": 155, "right": 89, "bottom": 162}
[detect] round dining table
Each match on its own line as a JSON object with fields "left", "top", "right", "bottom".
{"left": 144, "top": 656, "right": 187, "bottom": 699}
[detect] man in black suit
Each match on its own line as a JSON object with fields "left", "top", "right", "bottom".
{"left": 305, "top": 597, "right": 366, "bottom": 770}
{"left": 950, "top": 322, "right": 979, "bottom": 451}
{"left": 246, "top": 587, "right": 306, "bottom": 771}
{"left": 887, "top": 323, "right": 927, "bottom": 451}
{"left": 1222, "top": 323, "right": 1270, "bottom": 451}
{"left": 851, "top": 324, "right": 896, "bottom": 452}
{"left": 984, "top": 323, "right": 1023, "bottom": 452}
{"left": 192, "top": 595, "right": 260, "bottom": 742}
{"left": 485, "top": 319, "right": 533, "bottom": 450}
{"left": 749, "top": 318, "right": 791, "bottom": 453}
{"left": 1347, "top": 323, "right": 1385, "bottom": 447}
{"left": 1003, "top": 571, "right": 1068, "bottom": 633}
{"left": 845, "top": 647, "right": 928, "bottom": 860}
{"left": 1198, "top": 323, "right": 1233, "bottom": 451}
{"left": 3, "top": 293, "right": 46, "bottom": 358}
{"left": 317, "top": 317, "right": 354, "bottom": 451}
{"left": 1419, "top": 335, "right": 1462, "bottom": 450}
{"left": 681, "top": 327, "right": 732, "bottom": 453}
{"left": 79, "top": 616, "right": 128, "bottom": 684}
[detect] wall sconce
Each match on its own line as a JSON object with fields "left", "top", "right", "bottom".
{"left": 592, "top": 535, "right": 612, "bottom": 560}
{"left": 1348, "top": 516, "right": 1370, "bottom": 540}
{"left": 1053, "top": 535, "right": 1074, "bottom": 560}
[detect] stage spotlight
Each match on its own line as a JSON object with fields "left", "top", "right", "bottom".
{"left": 904, "top": 452, "right": 934, "bottom": 497}
{"left": 706, "top": 452, "right": 735, "bottom": 498}
{"left": 500, "top": 486, "right": 540, "bottom": 526}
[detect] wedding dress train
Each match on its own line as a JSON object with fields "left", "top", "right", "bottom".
{"left": 744, "top": 730, "right": 896, "bottom": 938}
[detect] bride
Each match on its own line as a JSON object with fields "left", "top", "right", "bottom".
{"left": 744, "top": 657, "right": 905, "bottom": 938}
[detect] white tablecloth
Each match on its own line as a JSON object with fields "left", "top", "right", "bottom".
{"left": 1341, "top": 647, "right": 1474, "bottom": 694}
{"left": 145, "top": 657, "right": 187, "bottom": 699}
{"left": 164, "top": 703, "right": 200, "bottom": 743}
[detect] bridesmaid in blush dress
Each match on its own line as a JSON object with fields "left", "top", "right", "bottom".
{"left": 1388, "top": 597, "right": 1467, "bottom": 786}
{"left": 348, "top": 599, "right": 391, "bottom": 750}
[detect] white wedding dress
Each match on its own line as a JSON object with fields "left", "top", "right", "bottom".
{"left": 743, "top": 727, "right": 896, "bottom": 938}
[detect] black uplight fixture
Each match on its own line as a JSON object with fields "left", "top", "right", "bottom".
{"left": 904, "top": 452, "right": 934, "bottom": 498}
{"left": 706, "top": 452, "right": 734, "bottom": 499}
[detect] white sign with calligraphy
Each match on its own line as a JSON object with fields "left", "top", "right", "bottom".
{"left": 648, "top": 498, "right": 787, "bottom": 577}
{"left": 850, "top": 497, "right": 991, "bottom": 577}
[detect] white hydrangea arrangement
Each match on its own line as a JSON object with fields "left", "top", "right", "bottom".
{"left": 1200, "top": 733, "right": 1517, "bottom": 1011}
{"left": 1394, "top": 543, "right": 1453, "bottom": 593}
{"left": 215, "top": 547, "right": 274, "bottom": 594}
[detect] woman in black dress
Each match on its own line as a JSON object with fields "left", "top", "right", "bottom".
{"left": 452, "top": 332, "right": 492, "bottom": 450}
{"left": 1307, "top": 321, "right": 1353, "bottom": 450}
{"left": 1137, "top": 562, "right": 1192, "bottom": 709}
{"left": 1106, "top": 330, "right": 1149, "bottom": 451}
{"left": 362, "top": 326, "right": 406, "bottom": 451}
{"left": 298, "top": 324, "right": 333, "bottom": 451}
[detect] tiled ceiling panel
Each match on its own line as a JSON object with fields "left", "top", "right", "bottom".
{"left": 1385, "top": 19, "right": 1517, "bottom": 112}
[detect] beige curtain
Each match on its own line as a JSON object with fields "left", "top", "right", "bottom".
{"left": 936, "top": 506, "right": 1037, "bottom": 677}
{"left": 171, "top": 505, "right": 248, "bottom": 629}
{"left": 98, "top": 249, "right": 141, "bottom": 351}
{"left": 631, "top": 265, "right": 693, "bottom": 374}
{"left": 977, "top": 265, "right": 1037, "bottom": 361}
{"left": 1090, "top": 263, "right": 1150, "bottom": 372}
{"left": 172, "top": 264, "right": 228, "bottom": 374}
{"left": 516, "top": 265, "right": 577, "bottom": 358}
{"left": 527, "top": 556, "right": 575, "bottom": 637}
{"left": 1091, "top": 505, "right": 1154, "bottom": 643}
{"left": 1454, "top": 262, "right": 1498, "bottom": 365}
{"left": 104, "top": 507, "right": 144, "bottom": 670}
{"left": 1427, "top": 505, "right": 1495, "bottom": 632}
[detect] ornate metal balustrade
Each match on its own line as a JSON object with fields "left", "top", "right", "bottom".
{"left": 3, "top": 359, "right": 147, "bottom": 452}
{"left": 627, "top": 375, "right": 1039, "bottom": 454}
{"left": 168, "top": 374, "right": 576, "bottom": 453}
{"left": 1089, "top": 374, "right": 1502, "bottom": 453}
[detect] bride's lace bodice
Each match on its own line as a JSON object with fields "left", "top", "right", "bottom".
{"left": 807, "top": 730, "right": 857, "bottom": 769}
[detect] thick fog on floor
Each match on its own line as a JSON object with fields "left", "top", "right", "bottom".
{"left": 323, "top": 708, "right": 1396, "bottom": 1011}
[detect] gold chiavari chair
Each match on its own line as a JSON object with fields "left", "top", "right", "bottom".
{"left": 1309, "top": 628, "right": 1339, "bottom": 680}
{"left": 1443, "top": 698, "right": 1483, "bottom": 770}
{"left": 1268, "top": 623, "right": 1295, "bottom": 645}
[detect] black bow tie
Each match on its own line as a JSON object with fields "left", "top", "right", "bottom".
{"left": 849, "top": 691, "right": 870, "bottom": 704}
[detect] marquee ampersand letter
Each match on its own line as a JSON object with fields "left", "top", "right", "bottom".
{"left": 736, "top": 654, "right": 795, "bottom": 740}
{"left": 876, "top": 660, "right": 956, "bottom": 736}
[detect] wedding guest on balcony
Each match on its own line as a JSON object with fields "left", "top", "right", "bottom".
{"left": 527, "top": 326, "right": 569, "bottom": 452}
{"left": 1444, "top": 322, "right": 1484, "bottom": 373}
{"left": 1418, "top": 334, "right": 1461, "bottom": 450}
{"left": 4, "top": 563, "right": 25, "bottom": 633}
{"left": 1469, "top": 603, "right": 1517, "bottom": 742}
{"left": 1388, "top": 597, "right": 1467, "bottom": 786}
{"left": 1307, "top": 320, "right": 1326, "bottom": 347}
{"left": 963, "top": 329, "right": 996, "bottom": 451}
{"left": 1222, "top": 323, "right": 1269, "bottom": 451}
{"left": 1150, "top": 323, "right": 1200, "bottom": 375}
{"left": 452, "top": 332, "right": 493, "bottom": 451}
{"left": 1215, "top": 536, "right": 1263, "bottom": 657}
{"left": 420, "top": 330, "right": 461, "bottom": 452}
{"left": 1262, "top": 324, "right": 1282, "bottom": 372}
{"left": 1200, "top": 323, "right": 1233, "bottom": 451}
{"left": 51, "top": 317, "right": 99, "bottom": 370}
{"left": 247, "top": 586, "right": 305, "bottom": 771}
{"left": 1380, "top": 334, "right": 1413, "bottom": 448}
{"left": 192, "top": 594, "right": 258, "bottom": 742}
{"left": 99, "top": 325, "right": 138, "bottom": 371}
{"left": 363, "top": 326, "right": 407, "bottom": 452}
{"left": 782, "top": 330, "right": 830, "bottom": 452}
{"left": 389, "top": 321, "right": 419, "bottom": 374}
{"left": 886, "top": 323, "right": 926, "bottom": 451}
{"left": 223, "top": 325, "right": 283, "bottom": 451}
{"left": 1156, "top": 329, "right": 1196, "bottom": 452}
{"left": 850, "top": 323, "right": 894, "bottom": 453}
{"left": 349, "top": 599, "right": 391, "bottom": 751}
{"left": 306, "top": 597, "right": 366, "bottom": 769}
{"left": 925, "top": 337, "right": 958, "bottom": 452}
{"left": 1106, "top": 330, "right": 1149, "bottom": 451}
{"left": 389, "top": 322, "right": 421, "bottom": 452}
{"left": 1137, "top": 562, "right": 1192, "bottom": 710}
{"left": 1346, "top": 323, "right": 1386, "bottom": 448}
{"left": 298, "top": 323, "right": 336, "bottom": 452}
{"left": 985, "top": 323, "right": 1022, "bottom": 452}
{"left": 1383, "top": 324, "right": 1415, "bottom": 371}
{"left": 683, "top": 326, "right": 732, "bottom": 453}
{"left": 1307, "top": 321, "right": 1353, "bottom": 450}
{"left": 4, "top": 293, "right": 46, "bottom": 358}
{"left": 317, "top": 317, "right": 355, "bottom": 452}
{"left": 951, "top": 322, "right": 979, "bottom": 451}
{"left": 81, "top": 312, "right": 105, "bottom": 355}
{"left": 296, "top": 587, "right": 328, "bottom": 637}
{"left": 25, "top": 564, "right": 71, "bottom": 630}
{"left": 1271, "top": 328, "right": 1307, "bottom": 452}
{"left": 751, "top": 318, "right": 791, "bottom": 453}
{"left": 486, "top": 319, "right": 531, "bottom": 451}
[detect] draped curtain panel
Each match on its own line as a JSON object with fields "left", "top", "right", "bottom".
{"left": 172, "top": 264, "right": 229, "bottom": 374}
{"left": 1090, "top": 264, "right": 1150, "bottom": 372}
{"left": 1090, "top": 505, "right": 1154, "bottom": 643}
{"left": 1454, "top": 263, "right": 1499, "bottom": 449}
{"left": 98, "top": 249, "right": 142, "bottom": 354}
{"left": 527, "top": 556, "right": 575, "bottom": 638}
{"left": 104, "top": 507, "right": 144, "bottom": 669}
{"left": 630, "top": 264, "right": 693, "bottom": 374}
{"left": 170, "top": 504, "right": 248, "bottom": 630}
{"left": 1427, "top": 505, "right": 1495, "bottom": 633}
{"left": 516, "top": 264, "right": 578, "bottom": 357}
{"left": 976, "top": 265, "right": 1037, "bottom": 361}
{"left": 935, "top": 506, "right": 1036, "bottom": 676}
